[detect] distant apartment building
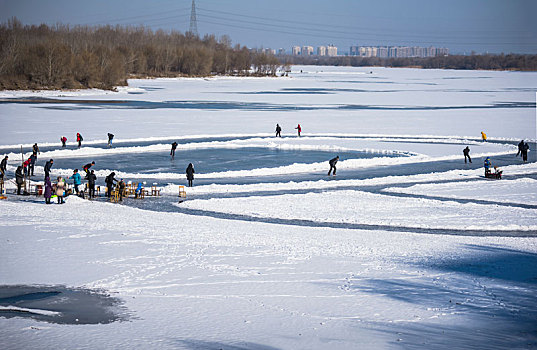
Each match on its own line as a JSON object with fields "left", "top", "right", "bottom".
{"left": 278, "top": 48, "right": 286, "bottom": 55}
{"left": 350, "top": 45, "right": 449, "bottom": 58}
{"left": 302, "top": 46, "right": 314, "bottom": 56}
{"left": 326, "top": 45, "right": 337, "bottom": 56}
{"left": 292, "top": 46, "right": 301, "bottom": 55}
{"left": 317, "top": 46, "right": 327, "bottom": 56}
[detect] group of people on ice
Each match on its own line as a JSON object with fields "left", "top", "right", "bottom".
{"left": 463, "top": 134, "right": 530, "bottom": 179}
{"left": 274, "top": 123, "right": 302, "bottom": 137}
{"left": 0, "top": 129, "right": 532, "bottom": 203}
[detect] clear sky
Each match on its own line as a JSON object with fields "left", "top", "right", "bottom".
{"left": 1, "top": 0, "right": 536, "bottom": 54}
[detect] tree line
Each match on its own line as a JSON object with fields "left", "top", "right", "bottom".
{"left": 283, "top": 53, "right": 537, "bottom": 71}
{"left": 0, "top": 18, "right": 281, "bottom": 90}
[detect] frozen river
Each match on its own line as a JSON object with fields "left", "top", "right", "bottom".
{"left": 1, "top": 66, "right": 536, "bottom": 350}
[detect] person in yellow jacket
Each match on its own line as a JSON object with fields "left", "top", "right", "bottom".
{"left": 481, "top": 131, "right": 487, "bottom": 142}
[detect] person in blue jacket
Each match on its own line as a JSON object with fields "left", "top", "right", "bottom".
{"left": 484, "top": 157, "right": 492, "bottom": 176}
{"left": 70, "top": 169, "right": 82, "bottom": 196}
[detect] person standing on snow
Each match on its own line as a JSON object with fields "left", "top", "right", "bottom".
{"left": 295, "top": 124, "right": 302, "bottom": 137}
{"left": 105, "top": 172, "right": 117, "bottom": 198}
{"left": 1, "top": 155, "right": 8, "bottom": 181}
{"left": 15, "top": 166, "right": 24, "bottom": 195}
{"left": 328, "top": 156, "right": 339, "bottom": 176}
{"left": 481, "top": 131, "right": 487, "bottom": 142}
{"left": 56, "top": 176, "right": 65, "bottom": 204}
{"left": 463, "top": 146, "right": 472, "bottom": 164}
{"left": 186, "top": 163, "right": 195, "bottom": 187}
{"left": 516, "top": 140, "right": 524, "bottom": 157}
{"left": 61, "top": 136, "right": 67, "bottom": 148}
{"left": 44, "top": 159, "right": 54, "bottom": 179}
{"left": 522, "top": 142, "right": 529, "bottom": 162}
{"left": 44, "top": 176, "right": 53, "bottom": 204}
{"left": 275, "top": 124, "right": 282, "bottom": 137}
{"left": 118, "top": 179, "right": 126, "bottom": 201}
{"left": 69, "top": 169, "right": 82, "bottom": 196}
{"left": 107, "top": 133, "right": 114, "bottom": 148}
{"left": 32, "top": 143, "right": 40, "bottom": 158}
{"left": 83, "top": 161, "right": 95, "bottom": 175}
{"left": 77, "top": 133, "right": 83, "bottom": 148}
{"left": 28, "top": 153, "right": 37, "bottom": 176}
{"left": 484, "top": 157, "right": 492, "bottom": 176}
{"left": 170, "top": 142, "right": 178, "bottom": 160}
{"left": 87, "top": 170, "right": 97, "bottom": 199}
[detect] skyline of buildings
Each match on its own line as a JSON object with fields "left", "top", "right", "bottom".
{"left": 264, "top": 44, "right": 449, "bottom": 58}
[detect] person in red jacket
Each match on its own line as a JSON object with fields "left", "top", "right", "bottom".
{"left": 76, "top": 133, "right": 83, "bottom": 148}
{"left": 295, "top": 124, "right": 301, "bottom": 137}
{"left": 61, "top": 136, "right": 67, "bottom": 148}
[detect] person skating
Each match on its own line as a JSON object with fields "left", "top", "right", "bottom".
{"left": 105, "top": 172, "right": 117, "bottom": 198}
{"left": 44, "top": 159, "right": 54, "bottom": 179}
{"left": 328, "top": 156, "right": 339, "bottom": 176}
{"left": 481, "top": 131, "right": 487, "bottom": 142}
{"left": 516, "top": 140, "right": 524, "bottom": 157}
{"left": 69, "top": 169, "right": 82, "bottom": 196}
{"left": 295, "top": 124, "right": 302, "bottom": 137}
{"left": 77, "top": 133, "right": 83, "bottom": 148}
{"left": 28, "top": 153, "right": 37, "bottom": 176}
{"left": 107, "top": 133, "right": 114, "bottom": 148}
{"left": 522, "top": 142, "right": 529, "bottom": 162}
{"left": 171, "top": 142, "right": 178, "bottom": 160}
{"left": 44, "top": 176, "right": 53, "bottom": 204}
{"left": 186, "top": 163, "right": 195, "bottom": 187}
{"left": 275, "top": 124, "right": 282, "bottom": 137}
{"left": 61, "top": 136, "right": 67, "bottom": 148}
{"left": 83, "top": 161, "right": 95, "bottom": 175}
{"left": 56, "top": 176, "right": 65, "bottom": 204}
{"left": 15, "top": 166, "right": 24, "bottom": 195}
{"left": 0, "top": 155, "right": 8, "bottom": 181}
{"left": 463, "top": 146, "right": 472, "bottom": 164}
{"left": 87, "top": 170, "right": 97, "bottom": 199}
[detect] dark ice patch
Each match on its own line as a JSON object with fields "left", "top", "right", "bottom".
{"left": 0, "top": 285, "right": 128, "bottom": 324}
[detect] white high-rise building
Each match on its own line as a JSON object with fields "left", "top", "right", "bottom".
{"left": 326, "top": 45, "right": 338, "bottom": 56}
{"left": 292, "top": 46, "right": 301, "bottom": 56}
{"left": 317, "top": 46, "right": 327, "bottom": 56}
{"left": 302, "top": 46, "right": 314, "bottom": 56}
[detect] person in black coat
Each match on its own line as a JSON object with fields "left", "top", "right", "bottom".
{"left": 186, "top": 163, "right": 195, "bottom": 187}
{"left": 516, "top": 140, "right": 524, "bottom": 157}
{"left": 463, "top": 146, "right": 472, "bottom": 163}
{"left": 28, "top": 153, "right": 37, "bottom": 176}
{"left": 522, "top": 142, "right": 529, "bottom": 162}
{"left": 275, "top": 124, "right": 282, "bottom": 137}
{"left": 107, "top": 133, "right": 114, "bottom": 148}
{"left": 105, "top": 172, "right": 117, "bottom": 198}
{"left": 171, "top": 142, "right": 178, "bottom": 159}
{"left": 87, "top": 170, "right": 97, "bottom": 199}
{"left": 15, "top": 166, "right": 24, "bottom": 195}
{"left": 0, "top": 155, "right": 7, "bottom": 181}
{"left": 83, "top": 161, "right": 95, "bottom": 175}
{"left": 44, "top": 159, "right": 54, "bottom": 179}
{"left": 328, "top": 156, "right": 339, "bottom": 176}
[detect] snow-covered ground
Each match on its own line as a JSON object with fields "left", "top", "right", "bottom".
{"left": 1, "top": 66, "right": 536, "bottom": 349}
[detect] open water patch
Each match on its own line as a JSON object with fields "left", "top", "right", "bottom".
{"left": 0, "top": 285, "right": 127, "bottom": 324}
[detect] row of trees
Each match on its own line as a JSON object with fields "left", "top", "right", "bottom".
{"left": 0, "top": 18, "right": 281, "bottom": 90}
{"left": 284, "top": 53, "right": 537, "bottom": 71}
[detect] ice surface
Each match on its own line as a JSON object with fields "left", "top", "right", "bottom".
{"left": 1, "top": 66, "right": 536, "bottom": 349}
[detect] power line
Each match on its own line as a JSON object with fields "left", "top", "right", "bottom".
{"left": 198, "top": 18, "right": 537, "bottom": 47}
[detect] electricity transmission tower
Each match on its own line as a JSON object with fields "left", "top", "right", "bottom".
{"left": 189, "top": 0, "right": 199, "bottom": 36}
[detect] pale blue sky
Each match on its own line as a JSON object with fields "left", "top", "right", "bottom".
{"left": 1, "top": 0, "right": 536, "bottom": 54}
